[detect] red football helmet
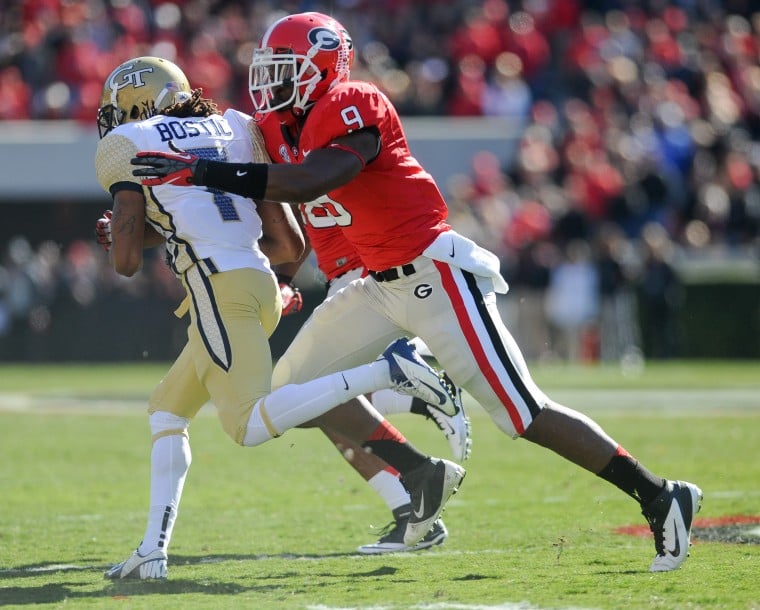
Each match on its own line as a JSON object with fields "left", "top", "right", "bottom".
{"left": 249, "top": 12, "right": 354, "bottom": 122}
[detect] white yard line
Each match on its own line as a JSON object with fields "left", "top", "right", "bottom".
{"left": 1, "top": 388, "right": 758, "bottom": 416}
{"left": 306, "top": 602, "right": 590, "bottom": 610}
{"left": 0, "top": 393, "right": 216, "bottom": 416}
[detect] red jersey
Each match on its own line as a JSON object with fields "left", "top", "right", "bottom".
{"left": 270, "top": 80, "right": 451, "bottom": 271}
{"left": 259, "top": 113, "right": 363, "bottom": 281}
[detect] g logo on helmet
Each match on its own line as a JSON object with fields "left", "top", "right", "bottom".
{"left": 308, "top": 27, "right": 342, "bottom": 50}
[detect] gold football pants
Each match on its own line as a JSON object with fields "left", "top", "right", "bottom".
{"left": 149, "top": 266, "right": 282, "bottom": 444}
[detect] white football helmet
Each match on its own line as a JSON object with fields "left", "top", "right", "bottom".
{"left": 249, "top": 12, "right": 354, "bottom": 121}
{"left": 97, "top": 56, "right": 192, "bottom": 138}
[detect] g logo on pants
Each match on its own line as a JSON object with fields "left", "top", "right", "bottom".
{"left": 414, "top": 284, "right": 433, "bottom": 299}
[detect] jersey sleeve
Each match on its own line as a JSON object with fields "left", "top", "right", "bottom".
{"left": 223, "top": 108, "right": 269, "bottom": 163}
{"left": 299, "top": 82, "right": 385, "bottom": 152}
{"left": 94, "top": 133, "right": 142, "bottom": 196}
{"left": 248, "top": 120, "right": 272, "bottom": 163}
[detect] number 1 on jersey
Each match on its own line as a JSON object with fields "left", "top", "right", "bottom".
{"left": 186, "top": 146, "right": 240, "bottom": 221}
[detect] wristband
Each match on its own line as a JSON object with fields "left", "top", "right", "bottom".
{"left": 203, "top": 161, "right": 268, "bottom": 200}
{"left": 193, "top": 158, "right": 209, "bottom": 185}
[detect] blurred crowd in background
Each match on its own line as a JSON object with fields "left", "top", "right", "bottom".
{"left": 1, "top": 0, "right": 759, "bottom": 363}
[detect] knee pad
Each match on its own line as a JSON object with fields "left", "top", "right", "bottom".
{"left": 150, "top": 411, "right": 190, "bottom": 441}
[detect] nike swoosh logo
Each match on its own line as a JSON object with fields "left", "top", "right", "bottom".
{"left": 449, "top": 239, "right": 455, "bottom": 257}
{"left": 419, "top": 379, "right": 448, "bottom": 405}
{"left": 341, "top": 374, "right": 349, "bottom": 391}
{"left": 302, "top": 149, "right": 311, "bottom": 157}
{"left": 236, "top": 170, "right": 247, "bottom": 177}
{"left": 668, "top": 517, "right": 681, "bottom": 557}
{"left": 413, "top": 491, "right": 426, "bottom": 519}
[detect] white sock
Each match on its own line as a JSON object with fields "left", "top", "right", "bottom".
{"left": 138, "top": 428, "right": 191, "bottom": 555}
{"left": 244, "top": 360, "right": 390, "bottom": 446}
{"left": 367, "top": 469, "right": 410, "bottom": 511}
{"left": 371, "top": 388, "right": 414, "bottom": 415}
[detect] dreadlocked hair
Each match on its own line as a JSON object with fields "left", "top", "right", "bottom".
{"left": 161, "top": 88, "right": 219, "bottom": 118}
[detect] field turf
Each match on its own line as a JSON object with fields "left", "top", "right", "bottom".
{"left": 0, "top": 360, "right": 758, "bottom": 609}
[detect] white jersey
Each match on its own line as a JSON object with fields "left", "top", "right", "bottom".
{"left": 95, "top": 109, "right": 271, "bottom": 277}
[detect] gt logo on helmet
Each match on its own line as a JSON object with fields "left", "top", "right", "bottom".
{"left": 109, "top": 64, "right": 156, "bottom": 91}
{"left": 308, "top": 27, "right": 341, "bottom": 50}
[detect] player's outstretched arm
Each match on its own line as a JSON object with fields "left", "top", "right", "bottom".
{"left": 130, "top": 131, "right": 378, "bottom": 204}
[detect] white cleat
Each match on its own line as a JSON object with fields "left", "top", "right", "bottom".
{"left": 643, "top": 480, "right": 703, "bottom": 572}
{"left": 104, "top": 548, "right": 168, "bottom": 580}
{"left": 381, "top": 339, "right": 458, "bottom": 416}
{"left": 426, "top": 372, "right": 472, "bottom": 462}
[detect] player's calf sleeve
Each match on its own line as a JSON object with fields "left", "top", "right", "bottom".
{"left": 139, "top": 412, "right": 192, "bottom": 555}
{"left": 596, "top": 445, "right": 666, "bottom": 506}
{"left": 362, "top": 420, "right": 427, "bottom": 473}
{"left": 243, "top": 361, "right": 392, "bottom": 446}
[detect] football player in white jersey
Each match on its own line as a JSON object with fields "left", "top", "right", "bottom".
{"left": 95, "top": 56, "right": 465, "bottom": 580}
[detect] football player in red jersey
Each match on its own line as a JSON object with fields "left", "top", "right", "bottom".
{"left": 132, "top": 12, "right": 702, "bottom": 571}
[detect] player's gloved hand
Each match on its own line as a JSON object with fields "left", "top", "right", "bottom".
{"left": 131, "top": 141, "right": 207, "bottom": 187}
{"left": 95, "top": 210, "right": 113, "bottom": 252}
{"left": 277, "top": 275, "right": 303, "bottom": 316}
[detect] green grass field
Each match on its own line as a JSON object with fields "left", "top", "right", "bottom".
{"left": 1, "top": 361, "right": 758, "bottom": 609}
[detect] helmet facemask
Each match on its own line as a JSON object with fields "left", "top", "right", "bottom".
{"left": 96, "top": 103, "right": 125, "bottom": 139}
{"left": 249, "top": 13, "right": 353, "bottom": 120}
{"left": 249, "top": 48, "right": 324, "bottom": 116}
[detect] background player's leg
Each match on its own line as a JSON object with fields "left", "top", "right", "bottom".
{"left": 370, "top": 375, "right": 471, "bottom": 462}
{"left": 273, "top": 281, "right": 465, "bottom": 548}
{"left": 322, "top": 423, "right": 449, "bottom": 554}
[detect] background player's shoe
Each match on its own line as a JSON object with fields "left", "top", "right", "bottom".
{"left": 357, "top": 505, "right": 448, "bottom": 554}
{"left": 104, "top": 548, "right": 168, "bottom": 580}
{"left": 401, "top": 457, "right": 465, "bottom": 546}
{"left": 381, "top": 339, "right": 458, "bottom": 416}
{"left": 643, "top": 480, "right": 703, "bottom": 572}
{"left": 424, "top": 372, "right": 472, "bottom": 462}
